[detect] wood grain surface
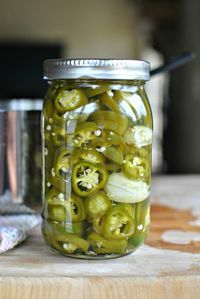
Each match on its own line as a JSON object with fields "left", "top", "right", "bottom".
{"left": 0, "top": 176, "right": 200, "bottom": 299}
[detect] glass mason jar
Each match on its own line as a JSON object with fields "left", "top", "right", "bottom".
{"left": 41, "top": 59, "right": 153, "bottom": 259}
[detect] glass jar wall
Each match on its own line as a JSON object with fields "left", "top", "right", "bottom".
{"left": 41, "top": 60, "right": 152, "bottom": 259}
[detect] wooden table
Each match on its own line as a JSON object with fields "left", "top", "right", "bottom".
{"left": 0, "top": 176, "right": 200, "bottom": 299}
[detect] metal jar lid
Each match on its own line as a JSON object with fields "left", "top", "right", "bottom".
{"left": 43, "top": 59, "right": 150, "bottom": 81}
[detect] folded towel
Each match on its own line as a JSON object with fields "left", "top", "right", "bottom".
{"left": 0, "top": 191, "right": 41, "bottom": 254}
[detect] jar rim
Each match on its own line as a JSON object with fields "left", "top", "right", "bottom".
{"left": 43, "top": 58, "right": 150, "bottom": 81}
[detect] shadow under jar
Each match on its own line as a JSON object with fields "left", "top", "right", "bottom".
{"left": 41, "top": 59, "right": 153, "bottom": 259}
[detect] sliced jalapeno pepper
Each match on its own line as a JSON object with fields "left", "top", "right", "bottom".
{"left": 73, "top": 122, "right": 101, "bottom": 147}
{"left": 46, "top": 219, "right": 86, "bottom": 237}
{"left": 90, "top": 111, "right": 128, "bottom": 135}
{"left": 44, "top": 130, "right": 51, "bottom": 144}
{"left": 89, "top": 137, "right": 112, "bottom": 149}
{"left": 47, "top": 205, "right": 66, "bottom": 223}
{"left": 105, "top": 131, "right": 126, "bottom": 148}
{"left": 50, "top": 125, "right": 68, "bottom": 147}
{"left": 105, "top": 162, "right": 121, "bottom": 172}
{"left": 72, "top": 149, "right": 104, "bottom": 165}
{"left": 43, "top": 84, "right": 59, "bottom": 120}
{"left": 128, "top": 233, "right": 146, "bottom": 248}
{"left": 43, "top": 231, "right": 62, "bottom": 252}
{"left": 114, "top": 203, "right": 135, "bottom": 219}
{"left": 90, "top": 217, "right": 103, "bottom": 234}
{"left": 122, "top": 148, "right": 149, "bottom": 180}
{"left": 54, "top": 148, "right": 71, "bottom": 178}
{"left": 54, "top": 232, "right": 90, "bottom": 253}
{"left": 102, "top": 146, "right": 123, "bottom": 164}
{"left": 47, "top": 170, "right": 69, "bottom": 192}
{"left": 114, "top": 90, "right": 147, "bottom": 123}
{"left": 72, "top": 161, "right": 108, "bottom": 197}
{"left": 46, "top": 188, "right": 86, "bottom": 222}
{"left": 129, "top": 199, "right": 150, "bottom": 247}
{"left": 84, "top": 191, "right": 111, "bottom": 218}
{"left": 135, "top": 198, "right": 150, "bottom": 229}
{"left": 93, "top": 247, "right": 124, "bottom": 254}
{"left": 44, "top": 122, "right": 53, "bottom": 138}
{"left": 90, "top": 131, "right": 125, "bottom": 147}
{"left": 101, "top": 207, "right": 134, "bottom": 240}
{"left": 55, "top": 88, "right": 88, "bottom": 113}
{"left": 50, "top": 111, "right": 66, "bottom": 126}
{"left": 89, "top": 137, "right": 124, "bottom": 168}
{"left": 84, "top": 84, "right": 110, "bottom": 98}
{"left": 46, "top": 188, "right": 67, "bottom": 222}
{"left": 65, "top": 194, "right": 86, "bottom": 222}
{"left": 44, "top": 143, "right": 54, "bottom": 171}
{"left": 87, "top": 232, "right": 128, "bottom": 254}
{"left": 99, "top": 91, "right": 120, "bottom": 112}
{"left": 43, "top": 99, "right": 54, "bottom": 122}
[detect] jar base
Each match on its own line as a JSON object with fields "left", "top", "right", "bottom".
{"left": 47, "top": 242, "right": 136, "bottom": 260}
{"left": 42, "top": 224, "right": 146, "bottom": 260}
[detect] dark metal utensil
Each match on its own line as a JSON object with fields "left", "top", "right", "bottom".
{"left": 150, "top": 51, "right": 196, "bottom": 76}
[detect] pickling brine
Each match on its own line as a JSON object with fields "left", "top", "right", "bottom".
{"left": 41, "top": 59, "right": 152, "bottom": 259}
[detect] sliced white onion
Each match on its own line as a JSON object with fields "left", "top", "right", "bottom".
{"left": 124, "top": 126, "right": 152, "bottom": 147}
{"left": 105, "top": 173, "right": 150, "bottom": 203}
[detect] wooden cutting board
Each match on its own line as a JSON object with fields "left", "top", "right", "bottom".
{"left": 0, "top": 176, "right": 200, "bottom": 299}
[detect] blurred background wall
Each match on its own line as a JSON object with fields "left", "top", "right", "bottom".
{"left": 0, "top": 0, "right": 199, "bottom": 174}
{"left": 0, "top": 0, "right": 140, "bottom": 58}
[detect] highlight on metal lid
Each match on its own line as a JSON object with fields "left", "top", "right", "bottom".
{"left": 43, "top": 59, "right": 150, "bottom": 81}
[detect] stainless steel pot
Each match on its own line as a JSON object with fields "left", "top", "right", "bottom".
{"left": 0, "top": 99, "right": 43, "bottom": 205}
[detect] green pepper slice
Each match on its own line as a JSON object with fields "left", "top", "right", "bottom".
{"left": 84, "top": 84, "right": 110, "bottom": 98}
{"left": 99, "top": 91, "right": 120, "bottom": 112}
{"left": 44, "top": 143, "right": 54, "bottom": 172}
{"left": 101, "top": 207, "right": 134, "bottom": 240}
{"left": 54, "top": 148, "right": 71, "bottom": 178}
{"left": 105, "top": 131, "right": 126, "bottom": 148}
{"left": 47, "top": 109, "right": 69, "bottom": 126}
{"left": 44, "top": 130, "right": 51, "bottom": 144}
{"left": 55, "top": 88, "right": 88, "bottom": 113}
{"left": 135, "top": 199, "right": 150, "bottom": 229}
{"left": 90, "top": 217, "right": 103, "bottom": 234}
{"left": 90, "top": 111, "right": 128, "bottom": 135}
{"left": 105, "top": 162, "right": 121, "bottom": 172}
{"left": 66, "top": 195, "right": 86, "bottom": 222}
{"left": 72, "top": 161, "right": 108, "bottom": 197}
{"left": 46, "top": 219, "right": 86, "bottom": 237}
{"left": 43, "top": 98, "right": 54, "bottom": 121}
{"left": 43, "top": 84, "right": 59, "bottom": 120}
{"left": 90, "top": 131, "right": 125, "bottom": 147}
{"left": 84, "top": 191, "right": 111, "bottom": 218}
{"left": 128, "top": 199, "right": 150, "bottom": 247}
{"left": 54, "top": 232, "right": 90, "bottom": 253}
{"left": 48, "top": 205, "right": 66, "bottom": 223}
{"left": 46, "top": 188, "right": 86, "bottom": 222}
{"left": 114, "top": 203, "right": 135, "bottom": 219}
{"left": 73, "top": 122, "right": 101, "bottom": 147}
{"left": 46, "top": 188, "right": 67, "bottom": 222}
{"left": 122, "top": 148, "right": 149, "bottom": 180}
{"left": 87, "top": 232, "right": 127, "bottom": 254}
{"left": 72, "top": 149, "right": 104, "bottom": 165}
{"left": 50, "top": 125, "right": 68, "bottom": 147}
{"left": 43, "top": 231, "right": 63, "bottom": 252}
{"left": 89, "top": 137, "right": 112, "bottom": 149}
{"left": 46, "top": 169, "right": 69, "bottom": 192}
{"left": 102, "top": 147, "right": 123, "bottom": 164}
